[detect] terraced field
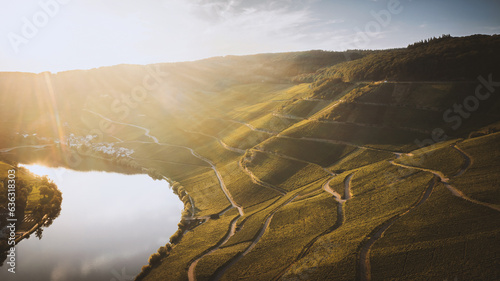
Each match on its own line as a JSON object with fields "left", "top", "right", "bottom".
{"left": 80, "top": 78, "right": 499, "bottom": 281}
{"left": 1, "top": 36, "right": 499, "bottom": 280}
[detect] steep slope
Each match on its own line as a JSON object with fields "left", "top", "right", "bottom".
{"left": 0, "top": 35, "right": 499, "bottom": 281}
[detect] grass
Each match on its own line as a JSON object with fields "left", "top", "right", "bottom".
{"left": 176, "top": 168, "right": 232, "bottom": 217}
{"left": 220, "top": 193, "right": 337, "bottom": 280}
{"left": 2, "top": 42, "right": 500, "bottom": 281}
{"left": 351, "top": 82, "right": 464, "bottom": 111}
{"left": 321, "top": 102, "right": 442, "bottom": 131}
{"left": 218, "top": 161, "right": 279, "bottom": 208}
{"left": 0, "top": 162, "right": 56, "bottom": 212}
{"left": 220, "top": 125, "right": 271, "bottom": 150}
{"left": 279, "top": 99, "right": 332, "bottom": 118}
{"left": 71, "top": 75, "right": 500, "bottom": 281}
{"left": 258, "top": 136, "right": 357, "bottom": 167}
{"left": 451, "top": 132, "right": 500, "bottom": 205}
{"left": 395, "top": 139, "right": 465, "bottom": 177}
{"left": 282, "top": 164, "right": 433, "bottom": 280}
{"left": 328, "top": 148, "right": 395, "bottom": 172}
{"left": 306, "top": 80, "right": 354, "bottom": 100}
{"left": 229, "top": 101, "right": 281, "bottom": 123}
{"left": 244, "top": 151, "right": 328, "bottom": 192}
{"left": 370, "top": 182, "right": 500, "bottom": 280}
{"left": 250, "top": 113, "right": 299, "bottom": 132}
{"left": 142, "top": 213, "right": 240, "bottom": 281}
{"left": 209, "top": 83, "right": 294, "bottom": 110}
{"left": 352, "top": 82, "right": 395, "bottom": 104}
{"left": 194, "top": 242, "right": 252, "bottom": 280}
{"left": 284, "top": 120, "right": 425, "bottom": 146}
{"left": 121, "top": 142, "right": 208, "bottom": 166}
{"left": 223, "top": 194, "right": 298, "bottom": 248}
{"left": 0, "top": 160, "right": 63, "bottom": 255}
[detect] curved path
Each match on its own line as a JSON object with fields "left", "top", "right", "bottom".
{"left": 132, "top": 157, "right": 207, "bottom": 167}
{"left": 253, "top": 148, "right": 333, "bottom": 173}
{"left": 182, "top": 129, "right": 246, "bottom": 154}
{"left": 212, "top": 118, "right": 278, "bottom": 135}
{"left": 322, "top": 177, "right": 345, "bottom": 204}
{"left": 316, "top": 119, "right": 431, "bottom": 135}
{"left": 390, "top": 161, "right": 500, "bottom": 212}
{"left": 239, "top": 159, "right": 287, "bottom": 196}
{"left": 187, "top": 215, "right": 240, "bottom": 281}
{"left": 357, "top": 176, "right": 437, "bottom": 281}
{"left": 85, "top": 109, "right": 159, "bottom": 143}
{"left": 211, "top": 194, "right": 299, "bottom": 281}
{"left": 85, "top": 110, "right": 244, "bottom": 214}
{"left": 85, "top": 110, "right": 247, "bottom": 281}
{"left": 272, "top": 112, "right": 307, "bottom": 121}
{"left": 274, "top": 172, "right": 355, "bottom": 280}
{"left": 184, "top": 128, "right": 289, "bottom": 196}
{"left": 351, "top": 101, "right": 441, "bottom": 113}
{"left": 246, "top": 147, "right": 344, "bottom": 197}
{"left": 0, "top": 144, "right": 54, "bottom": 153}
{"left": 357, "top": 144, "right": 496, "bottom": 280}
{"left": 451, "top": 143, "right": 472, "bottom": 177}
{"left": 306, "top": 82, "right": 361, "bottom": 121}
{"left": 278, "top": 135, "right": 405, "bottom": 157}
{"left": 343, "top": 172, "right": 355, "bottom": 200}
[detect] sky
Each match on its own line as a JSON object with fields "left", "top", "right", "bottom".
{"left": 0, "top": 0, "right": 499, "bottom": 73}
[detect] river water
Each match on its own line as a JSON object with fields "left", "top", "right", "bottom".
{"left": 0, "top": 164, "right": 183, "bottom": 281}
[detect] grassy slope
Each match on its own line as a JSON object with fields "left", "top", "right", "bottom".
{"left": 1, "top": 36, "right": 499, "bottom": 281}
{"left": 371, "top": 182, "right": 500, "bottom": 280}
{"left": 135, "top": 77, "right": 500, "bottom": 280}
{"left": 451, "top": 132, "right": 500, "bottom": 205}
{"left": 258, "top": 136, "right": 357, "bottom": 167}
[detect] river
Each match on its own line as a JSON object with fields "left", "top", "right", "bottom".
{"left": 0, "top": 164, "right": 183, "bottom": 281}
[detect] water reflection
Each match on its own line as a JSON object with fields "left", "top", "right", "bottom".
{"left": 0, "top": 165, "right": 183, "bottom": 281}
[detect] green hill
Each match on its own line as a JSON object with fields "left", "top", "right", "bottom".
{"left": 0, "top": 161, "right": 62, "bottom": 266}
{"left": 0, "top": 34, "right": 499, "bottom": 280}
{"left": 310, "top": 34, "right": 500, "bottom": 82}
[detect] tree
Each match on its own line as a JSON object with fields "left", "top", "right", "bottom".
{"left": 35, "top": 227, "right": 43, "bottom": 240}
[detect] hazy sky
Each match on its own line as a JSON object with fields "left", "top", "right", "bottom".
{"left": 1, "top": 0, "right": 499, "bottom": 73}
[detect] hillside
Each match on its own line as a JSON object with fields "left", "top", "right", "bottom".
{"left": 0, "top": 35, "right": 499, "bottom": 280}
{"left": 310, "top": 34, "right": 500, "bottom": 82}
{"left": 0, "top": 161, "right": 62, "bottom": 266}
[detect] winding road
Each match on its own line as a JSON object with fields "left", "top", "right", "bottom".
{"left": 85, "top": 109, "right": 159, "bottom": 143}
{"left": 239, "top": 159, "right": 288, "bottom": 196}
{"left": 357, "top": 142, "right": 496, "bottom": 280}
{"left": 187, "top": 215, "right": 241, "bottom": 281}
{"left": 343, "top": 172, "right": 355, "bottom": 200}
{"left": 85, "top": 109, "right": 248, "bottom": 281}
{"left": 357, "top": 176, "right": 437, "bottom": 281}
{"left": 0, "top": 144, "right": 54, "bottom": 153}
{"left": 274, "top": 171, "right": 356, "bottom": 280}
{"left": 181, "top": 129, "right": 246, "bottom": 154}
{"left": 451, "top": 143, "right": 472, "bottom": 177}
{"left": 211, "top": 194, "right": 299, "bottom": 281}
{"left": 210, "top": 117, "right": 278, "bottom": 135}
{"left": 277, "top": 135, "right": 405, "bottom": 157}
{"left": 390, "top": 161, "right": 500, "bottom": 212}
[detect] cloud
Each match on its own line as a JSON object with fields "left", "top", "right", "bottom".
{"left": 181, "top": 0, "right": 340, "bottom": 54}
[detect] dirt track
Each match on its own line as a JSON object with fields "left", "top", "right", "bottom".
{"left": 357, "top": 176, "right": 437, "bottom": 281}
{"left": 391, "top": 160, "right": 500, "bottom": 212}
{"left": 211, "top": 194, "right": 299, "bottom": 281}
{"left": 86, "top": 110, "right": 248, "bottom": 281}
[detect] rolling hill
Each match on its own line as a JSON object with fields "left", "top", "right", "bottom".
{"left": 1, "top": 34, "right": 499, "bottom": 280}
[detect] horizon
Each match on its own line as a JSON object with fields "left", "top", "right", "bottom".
{"left": 1, "top": 0, "right": 499, "bottom": 73}
{"left": 1, "top": 33, "right": 497, "bottom": 75}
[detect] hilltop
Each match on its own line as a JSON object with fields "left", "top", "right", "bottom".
{"left": 0, "top": 34, "right": 499, "bottom": 280}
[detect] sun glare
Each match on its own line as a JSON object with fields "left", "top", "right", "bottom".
{"left": 19, "top": 163, "right": 55, "bottom": 177}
